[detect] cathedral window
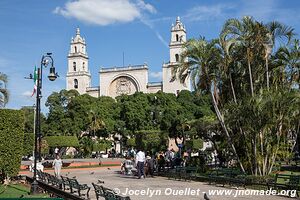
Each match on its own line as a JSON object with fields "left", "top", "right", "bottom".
{"left": 74, "top": 79, "right": 78, "bottom": 89}
{"left": 175, "top": 54, "right": 179, "bottom": 62}
{"left": 73, "top": 62, "right": 76, "bottom": 71}
{"left": 83, "top": 62, "right": 85, "bottom": 70}
{"left": 74, "top": 46, "right": 77, "bottom": 53}
{"left": 176, "top": 34, "right": 179, "bottom": 41}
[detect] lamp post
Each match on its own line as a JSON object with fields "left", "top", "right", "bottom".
{"left": 30, "top": 53, "right": 58, "bottom": 194}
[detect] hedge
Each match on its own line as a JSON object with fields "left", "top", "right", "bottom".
{"left": 44, "top": 136, "right": 79, "bottom": 148}
{"left": 0, "top": 109, "right": 24, "bottom": 182}
{"left": 23, "top": 133, "right": 34, "bottom": 156}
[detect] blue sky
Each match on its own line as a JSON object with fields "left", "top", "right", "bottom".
{"left": 0, "top": 0, "right": 300, "bottom": 113}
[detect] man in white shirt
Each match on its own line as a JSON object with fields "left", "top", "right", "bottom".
{"left": 135, "top": 149, "right": 145, "bottom": 179}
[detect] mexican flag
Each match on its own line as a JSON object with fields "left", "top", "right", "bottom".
{"left": 31, "top": 66, "right": 37, "bottom": 97}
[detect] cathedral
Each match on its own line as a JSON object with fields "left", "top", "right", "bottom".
{"left": 66, "top": 17, "right": 191, "bottom": 98}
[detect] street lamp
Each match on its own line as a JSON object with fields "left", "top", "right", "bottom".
{"left": 30, "top": 53, "right": 58, "bottom": 194}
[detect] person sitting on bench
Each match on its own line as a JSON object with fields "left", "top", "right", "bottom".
{"left": 121, "top": 157, "right": 134, "bottom": 175}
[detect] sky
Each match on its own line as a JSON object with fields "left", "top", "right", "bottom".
{"left": 0, "top": 0, "right": 300, "bottom": 113}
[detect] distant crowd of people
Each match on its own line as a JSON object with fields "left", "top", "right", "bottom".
{"left": 121, "top": 148, "right": 189, "bottom": 179}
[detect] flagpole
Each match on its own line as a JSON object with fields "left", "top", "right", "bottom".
{"left": 31, "top": 67, "right": 40, "bottom": 194}
{"left": 33, "top": 104, "right": 36, "bottom": 158}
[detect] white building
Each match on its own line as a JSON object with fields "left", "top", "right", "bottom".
{"left": 66, "top": 17, "right": 191, "bottom": 97}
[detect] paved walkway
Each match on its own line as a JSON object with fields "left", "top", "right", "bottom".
{"left": 23, "top": 168, "right": 292, "bottom": 200}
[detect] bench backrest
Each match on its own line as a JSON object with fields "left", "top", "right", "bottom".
{"left": 92, "top": 183, "right": 105, "bottom": 196}
{"left": 115, "top": 195, "right": 131, "bottom": 200}
{"left": 61, "top": 176, "right": 70, "bottom": 185}
{"left": 105, "top": 190, "right": 116, "bottom": 200}
{"left": 276, "top": 174, "right": 300, "bottom": 186}
{"left": 68, "top": 178, "right": 79, "bottom": 187}
{"left": 289, "top": 175, "right": 300, "bottom": 186}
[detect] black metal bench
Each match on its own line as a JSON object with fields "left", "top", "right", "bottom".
{"left": 37, "top": 170, "right": 47, "bottom": 182}
{"left": 68, "top": 178, "right": 91, "bottom": 198}
{"left": 267, "top": 174, "right": 300, "bottom": 196}
{"left": 167, "top": 166, "right": 198, "bottom": 181}
{"left": 92, "top": 182, "right": 106, "bottom": 200}
{"left": 180, "top": 166, "right": 198, "bottom": 181}
{"left": 167, "top": 166, "right": 183, "bottom": 180}
{"left": 92, "top": 183, "right": 130, "bottom": 200}
{"left": 208, "top": 168, "right": 246, "bottom": 187}
{"left": 61, "top": 176, "right": 71, "bottom": 191}
{"left": 48, "top": 174, "right": 63, "bottom": 189}
{"left": 105, "top": 190, "right": 131, "bottom": 200}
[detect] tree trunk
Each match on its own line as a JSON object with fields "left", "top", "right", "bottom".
{"left": 210, "top": 88, "right": 245, "bottom": 173}
{"left": 266, "top": 57, "right": 270, "bottom": 90}
{"left": 247, "top": 48, "right": 254, "bottom": 96}
{"left": 229, "top": 73, "right": 237, "bottom": 103}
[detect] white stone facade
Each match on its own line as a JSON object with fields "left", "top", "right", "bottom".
{"left": 66, "top": 28, "right": 92, "bottom": 95}
{"left": 99, "top": 65, "right": 148, "bottom": 98}
{"left": 66, "top": 17, "right": 191, "bottom": 98}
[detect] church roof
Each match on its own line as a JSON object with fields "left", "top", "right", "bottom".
{"left": 100, "top": 64, "right": 148, "bottom": 73}
{"left": 71, "top": 27, "right": 86, "bottom": 44}
{"left": 171, "top": 16, "right": 185, "bottom": 32}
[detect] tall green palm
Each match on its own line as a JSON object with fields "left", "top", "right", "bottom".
{"left": 88, "top": 110, "right": 106, "bottom": 137}
{"left": 175, "top": 37, "right": 246, "bottom": 172}
{"left": 264, "top": 21, "right": 294, "bottom": 89}
{"left": 274, "top": 39, "right": 300, "bottom": 89}
{"left": 0, "top": 72, "right": 9, "bottom": 108}
{"left": 221, "top": 16, "right": 266, "bottom": 96}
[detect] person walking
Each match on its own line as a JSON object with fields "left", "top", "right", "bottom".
{"left": 52, "top": 155, "right": 63, "bottom": 177}
{"left": 135, "top": 148, "right": 145, "bottom": 179}
{"left": 146, "top": 155, "right": 156, "bottom": 177}
{"left": 54, "top": 147, "right": 59, "bottom": 156}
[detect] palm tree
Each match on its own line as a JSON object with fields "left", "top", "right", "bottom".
{"left": 88, "top": 110, "right": 105, "bottom": 137}
{"left": 221, "top": 16, "right": 269, "bottom": 96}
{"left": 175, "top": 37, "right": 246, "bottom": 172}
{"left": 264, "top": 21, "right": 294, "bottom": 89}
{"left": 0, "top": 72, "right": 9, "bottom": 108}
{"left": 274, "top": 39, "right": 300, "bottom": 89}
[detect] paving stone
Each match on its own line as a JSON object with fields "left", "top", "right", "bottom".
{"left": 63, "top": 168, "right": 291, "bottom": 200}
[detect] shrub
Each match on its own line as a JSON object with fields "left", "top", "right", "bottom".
{"left": 23, "top": 133, "right": 34, "bottom": 156}
{"left": 0, "top": 109, "right": 24, "bottom": 183}
{"left": 44, "top": 136, "right": 79, "bottom": 148}
{"left": 93, "top": 140, "right": 112, "bottom": 152}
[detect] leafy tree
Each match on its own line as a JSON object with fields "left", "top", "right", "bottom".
{"left": 45, "top": 89, "right": 79, "bottom": 135}
{"left": 93, "top": 140, "right": 112, "bottom": 152}
{"left": 0, "top": 72, "right": 9, "bottom": 108}
{"left": 44, "top": 136, "right": 80, "bottom": 148}
{"left": 79, "top": 136, "right": 94, "bottom": 157}
{"left": 176, "top": 16, "right": 300, "bottom": 175}
{"left": 23, "top": 133, "right": 34, "bottom": 156}
{"left": 0, "top": 109, "right": 24, "bottom": 183}
{"left": 21, "top": 106, "right": 46, "bottom": 134}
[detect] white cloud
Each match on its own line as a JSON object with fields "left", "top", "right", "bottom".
{"left": 150, "top": 71, "right": 162, "bottom": 79}
{"left": 54, "top": 0, "right": 156, "bottom": 26}
{"left": 140, "top": 17, "right": 168, "bottom": 47}
{"left": 136, "top": 0, "right": 156, "bottom": 14}
{"left": 183, "top": 4, "right": 235, "bottom": 22}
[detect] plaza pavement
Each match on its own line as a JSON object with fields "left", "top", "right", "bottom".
{"left": 23, "top": 167, "right": 291, "bottom": 200}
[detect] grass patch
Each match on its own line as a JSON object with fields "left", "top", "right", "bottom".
{"left": 0, "top": 184, "right": 49, "bottom": 198}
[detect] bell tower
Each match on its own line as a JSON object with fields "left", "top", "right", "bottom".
{"left": 66, "top": 28, "right": 91, "bottom": 94}
{"left": 162, "top": 17, "right": 190, "bottom": 94}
